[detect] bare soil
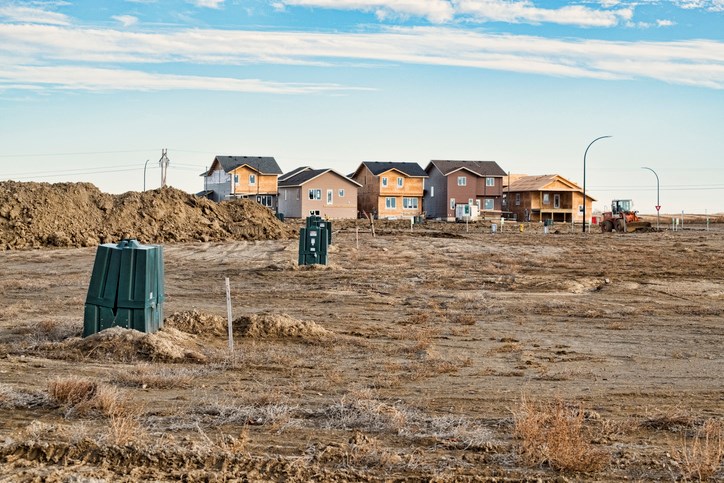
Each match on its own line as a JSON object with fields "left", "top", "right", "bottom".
{"left": 0, "top": 187, "right": 722, "bottom": 481}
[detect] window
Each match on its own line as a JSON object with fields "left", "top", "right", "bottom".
{"left": 338, "top": 189, "right": 345, "bottom": 197}
{"left": 543, "top": 193, "right": 550, "bottom": 205}
{"left": 283, "top": 190, "right": 287, "bottom": 201}
{"left": 257, "top": 195, "right": 273, "bottom": 207}
{"left": 484, "top": 198, "right": 494, "bottom": 210}
{"left": 234, "top": 174, "right": 239, "bottom": 184}
{"left": 515, "top": 193, "right": 521, "bottom": 206}
{"left": 385, "top": 197, "right": 396, "bottom": 209}
{"left": 553, "top": 194, "right": 561, "bottom": 209}
{"left": 486, "top": 177, "right": 495, "bottom": 187}
{"left": 430, "top": 186, "right": 435, "bottom": 198}
{"left": 450, "top": 198, "right": 456, "bottom": 210}
{"left": 403, "top": 197, "right": 418, "bottom": 209}
{"left": 382, "top": 177, "right": 388, "bottom": 187}
{"left": 249, "top": 174, "right": 256, "bottom": 185}
{"left": 327, "top": 189, "right": 333, "bottom": 204}
{"left": 309, "top": 210, "right": 320, "bottom": 216}
{"left": 308, "top": 189, "right": 321, "bottom": 200}
{"left": 397, "top": 177, "right": 403, "bottom": 188}
{"left": 457, "top": 176, "right": 466, "bottom": 186}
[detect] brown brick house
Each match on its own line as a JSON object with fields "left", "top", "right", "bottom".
{"left": 423, "top": 160, "right": 507, "bottom": 220}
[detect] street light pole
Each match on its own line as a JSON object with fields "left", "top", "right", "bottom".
{"left": 641, "top": 166, "right": 660, "bottom": 230}
{"left": 143, "top": 159, "right": 150, "bottom": 191}
{"left": 582, "top": 136, "right": 612, "bottom": 233}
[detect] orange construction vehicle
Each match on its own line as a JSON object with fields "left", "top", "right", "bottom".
{"left": 600, "top": 199, "right": 652, "bottom": 233}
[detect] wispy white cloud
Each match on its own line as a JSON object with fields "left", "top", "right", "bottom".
{"left": 188, "top": 0, "right": 225, "bottom": 8}
{"left": 0, "top": 64, "right": 369, "bottom": 93}
{"left": 279, "top": 0, "right": 635, "bottom": 27}
{"left": 656, "top": 19, "right": 675, "bottom": 26}
{"left": 0, "top": 24, "right": 722, "bottom": 90}
{"left": 0, "top": 5, "right": 70, "bottom": 25}
{"left": 112, "top": 15, "right": 138, "bottom": 27}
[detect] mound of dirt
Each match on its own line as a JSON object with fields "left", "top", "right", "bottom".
{"left": 0, "top": 181, "right": 295, "bottom": 250}
{"left": 164, "top": 310, "right": 228, "bottom": 336}
{"left": 234, "top": 313, "right": 332, "bottom": 340}
{"left": 64, "top": 327, "right": 207, "bottom": 363}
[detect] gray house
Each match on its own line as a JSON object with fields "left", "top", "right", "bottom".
{"left": 200, "top": 156, "right": 283, "bottom": 207}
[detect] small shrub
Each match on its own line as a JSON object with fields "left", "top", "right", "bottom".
{"left": 671, "top": 419, "right": 723, "bottom": 481}
{"left": 48, "top": 376, "right": 97, "bottom": 407}
{"left": 513, "top": 396, "right": 609, "bottom": 473}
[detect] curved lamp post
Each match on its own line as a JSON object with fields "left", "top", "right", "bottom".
{"left": 582, "top": 136, "right": 612, "bottom": 233}
{"left": 641, "top": 166, "right": 660, "bottom": 230}
{"left": 143, "top": 159, "right": 150, "bottom": 192}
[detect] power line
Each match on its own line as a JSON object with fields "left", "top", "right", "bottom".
{"left": 0, "top": 149, "right": 160, "bottom": 158}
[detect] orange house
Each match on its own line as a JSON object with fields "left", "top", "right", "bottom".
{"left": 201, "top": 156, "right": 283, "bottom": 209}
{"left": 351, "top": 162, "right": 427, "bottom": 219}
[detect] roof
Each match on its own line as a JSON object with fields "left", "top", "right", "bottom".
{"left": 209, "top": 156, "right": 283, "bottom": 175}
{"left": 278, "top": 166, "right": 311, "bottom": 182}
{"left": 355, "top": 161, "right": 427, "bottom": 178}
{"left": 506, "top": 174, "right": 596, "bottom": 200}
{"left": 278, "top": 168, "right": 362, "bottom": 188}
{"left": 427, "top": 160, "right": 507, "bottom": 177}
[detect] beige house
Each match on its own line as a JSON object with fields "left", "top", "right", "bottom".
{"left": 278, "top": 167, "right": 361, "bottom": 219}
{"left": 504, "top": 174, "right": 595, "bottom": 223}
{"left": 351, "top": 162, "right": 427, "bottom": 219}
{"left": 201, "top": 156, "right": 282, "bottom": 209}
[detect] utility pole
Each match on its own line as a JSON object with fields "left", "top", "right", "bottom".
{"left": 159, "top": 149, "right": 170, "bottom": 188}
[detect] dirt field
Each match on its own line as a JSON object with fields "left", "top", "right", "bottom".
{"left": 1, "top": 222, "right": 723, "bottom": 481}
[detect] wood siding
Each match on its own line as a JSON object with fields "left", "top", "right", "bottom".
{"left": 230, "top": 166, "right": 278, "bottom": 196}
{"left": 354, "top": 166, "right": 424, "bottom": 218}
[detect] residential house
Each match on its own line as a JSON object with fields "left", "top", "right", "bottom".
{"left": 278, "top": 167, "right": 361, "bottom": 219}
{"left": 423, "top": 160, "right": 507, "bottom": 220}
{"left": 504, "top": 174, "right": 595, "bottom": 223}
{"left": 201, "top": 156, "right": 283, "bottom": 208}
{"left": 350, "top": 161, "right": 427, "bottom": 219}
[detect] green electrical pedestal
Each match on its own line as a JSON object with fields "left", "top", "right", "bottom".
{"left": 83, "top": 239, "right": 165, "bottom": 337}
{"left": 298, "top": 216, "right": 331, "bottom": 266}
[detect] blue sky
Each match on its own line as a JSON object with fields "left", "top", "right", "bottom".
{"left": 1, "top": 0, "right": 723, "bottom": 214}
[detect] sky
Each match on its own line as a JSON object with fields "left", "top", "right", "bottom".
{"left": 1, "top": 0, "right": 723, "bottom": 214}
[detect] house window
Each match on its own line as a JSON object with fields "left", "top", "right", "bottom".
{"left": 515, "top": 193, "right": 521, "bottom": 206}
{"left": 382, "top": 177, "right": 388, "bottom": 187}
{"left": 484, "top": 198, "right": 494, "bottom": 210}
{"left": 543, "top": 193, "right": 550, "bottom": 205}
{"left": 450, "top": 198, "right": 456, "bottom": 210}
{"left": 430, "top": 186, "right": 434, "bottom": 198}
{"left": 338, "top": 189, "right": 345, "bottom": 197}
{"left": 257, "top": 195, "right": 273, "bottom": 207}
{"left": 284, "top": 190, "right": 287, "bottom": 201}
{"left": 385, "top": 197, "right": 396, "bottom": 209}
{"left": 309, "top": 210, "right": 320, "bottom": 216}
{"left": 234, "top": 174, "right": 239, "bottom": 184}
{"left": 403, "top": 197, "right": 418, "bottom": 209}
{"left": 327, "top": 189, "right": 333, "bottom": 205}
{"left": 486, "top": 177, "right": 495, "bottom": 187}
{"left": 457, "top": 176, "right": 466, "bottom": 186}
{"left": 554, "top": 194, "right": 561, "bottom": 209}
{"left": 397, "top": 177, "right": 403, "bottom": 188}
{"left": 308, "top": 189, "right": 321, "bottom": 200}
{"left": 249, "top": 174, "right": 256, "bottom": 185}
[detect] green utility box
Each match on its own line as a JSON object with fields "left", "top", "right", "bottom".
{"left": 83, "top": 239, "right": 164, "bottom": 337}
{"left": 298, "top": 216, "right": 331, "bottom": 266}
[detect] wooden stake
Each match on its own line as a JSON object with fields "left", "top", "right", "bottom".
{"left": 355, "top": 227, "right": 359, "bottom": 250}
{"left": 225, "top": 277, "right": 234, "bottom": 353}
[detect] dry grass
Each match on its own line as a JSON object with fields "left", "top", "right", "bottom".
{"left": 640, "top": 406, "right": 696, "bottom": 431}
{"left": 48, "top": 376, "right": 125, "bottom": 418}
{"left": 513, "top": 396, "right": 609, "bottom": 473}
{"left": 111, "top": 363, "right": 206, "bottom": 389}
{"left": 671, "top": 419, "right": 723, "bottom": 481}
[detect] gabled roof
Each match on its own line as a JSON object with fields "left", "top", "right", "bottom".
{"left": 353, "top": 161, "right": 427, "bottom": 178}
{"left": 278, "top": 168, "right": 362, "bottom": 188}
{"left": 427, "top": 160, "right": 507, "bottom": 177}
{"left": 278, "top": 166, "right": 311, "bottom": 182}
{"left": 208, "top": 156, "right": 283, "bottom": 176}
{"left": 507, "top": 174, "right": 596, "bottom": 200}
